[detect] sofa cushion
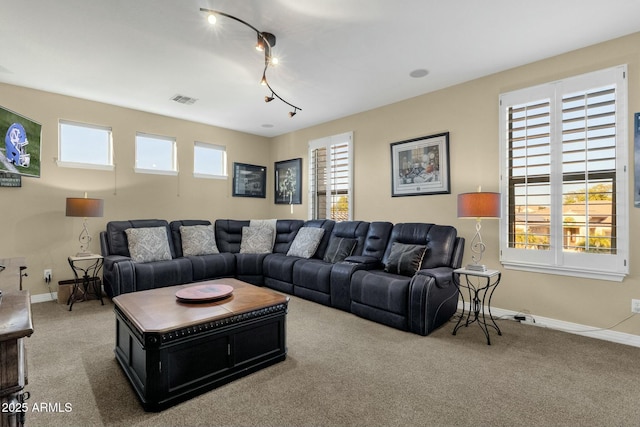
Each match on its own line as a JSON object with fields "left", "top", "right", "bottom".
{"left": 240, "top": 226, "right": 274, "bottom": 254}
{"left": 323, "top": 237, "right": 357, "bottom": 263}
{"left": 180, "top": 225, "right": 219, "bottom": 256}
{"left": 125, "top": 227, "right": 172, "bottom": 263}
{"left": 384, "top": 242, "right": 427, "bottom": 276}
{"left": 287, "top": 227, "right": 325, "bottom": 258}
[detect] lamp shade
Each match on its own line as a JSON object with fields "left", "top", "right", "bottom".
{"left": 457, "top": 192, "right": 500, "bottom": 218}
{"left": 65, "top": 198, "right": 104, "bottom": 218}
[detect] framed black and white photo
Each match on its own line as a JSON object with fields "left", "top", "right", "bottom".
{"left": 232, "top": 162, "right": 266, "bottom": 198}
{"left": 390, "top": 132, "right": 450, "bottom": 197}
{"left": 274, "top": 158, "right": 302, "bottom": 204}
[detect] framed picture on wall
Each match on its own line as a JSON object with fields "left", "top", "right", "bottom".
{"left": 390, "top": 132, "right": 450, "bottom": 197}
{"left": 635, "top": 112, "right": 640, "bottom": 208}
{"left": 232, "top": 162, "right": 266, "bottom": 198}
{"left": 275, "top": 158, "right": 302, "bottom": 204}
{"left": 0, "top": 105, "right": 42, "bottom": 178}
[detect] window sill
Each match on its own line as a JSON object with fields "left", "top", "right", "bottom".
{"left": 193, "top": 173, "right": 227, "bottom": 180}
{"left": 134, "top": 168, "right": 178, "bottom": 176}
{"left": 501, "top": 261, "right": 627, "bottom": 283}
{"left": 57, "top": 161, "right": 114, "bottom": 171}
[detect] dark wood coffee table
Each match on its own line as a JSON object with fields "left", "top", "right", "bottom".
{"left": 112, "top": 278, "right": 289, "bottom": 411}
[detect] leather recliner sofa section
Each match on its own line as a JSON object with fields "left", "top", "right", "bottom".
{"left": 100, "top": 218, "right": 464, "bottom": 335}
{"left": 350, "top": 223, "right": 464, "bottom": 336}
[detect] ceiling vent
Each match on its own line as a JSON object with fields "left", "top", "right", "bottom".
{"left": 170, "top": 94, "right": 198, "bottom": 105}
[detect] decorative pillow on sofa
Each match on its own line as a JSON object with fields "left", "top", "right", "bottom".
{"left": 240, "top": 226, "right": 274, "bottom": 254}
{"left": 125, "top": 227, "right": 172, "bottom": 263}
{"left": 249, "top": 219, "right": 277, "bottom": 251}
{"left": 384, "top": 242, "right": 427, "bottom": 276}
{"left": 323, "top": 237, "right": 357, "bottom": 263}
{"left": 180, "top": 225, "right": 219, "bottom": 256}
{"left": 287, "top": 227, "right": 325, "bottom": 258}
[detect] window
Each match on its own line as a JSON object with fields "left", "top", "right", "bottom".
{"left": 194, "top": 142, "right": 227, "bottom": 179}
{"left": 135, "top": 132, "right": 177, "bottom": 175}
{"left": 58, "top": 120, "right": 113, "bottom": 169}
{"left": 309, "top": 132, "right": 353, "bottom": 221}
{"left": 499, "top": 65, "right": 628, "bottom": 281}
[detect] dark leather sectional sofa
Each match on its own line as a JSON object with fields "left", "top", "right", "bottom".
{"left": 100, "top": 218, "right": 464, "bottom": 335}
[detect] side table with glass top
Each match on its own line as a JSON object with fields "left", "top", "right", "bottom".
{"left": 67, "top": 254, "right": 104, "bottom": 311}
{"left": 452, "top": 267, "right": 501, "bottom": 345}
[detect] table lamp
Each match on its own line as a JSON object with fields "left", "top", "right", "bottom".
{"left": 457, "top": 188, "right": 500, "bottom": 271}
{"left": 66, "top": 193, "right": 104, "bottom": 257}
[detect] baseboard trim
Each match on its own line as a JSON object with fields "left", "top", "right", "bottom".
{"left": 459, "top": 301, "right": 640, "bottom": 348}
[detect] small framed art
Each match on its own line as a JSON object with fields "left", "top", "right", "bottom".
{"left": 232, "top": 162, "right": 266, "bottom": 198}
{"left": 274, "top": 158, "right": 302, "bottom": 204}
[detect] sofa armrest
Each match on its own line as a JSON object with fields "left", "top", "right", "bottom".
{"left": 408, "top": 269, "right": 459, "bottom": 335}
{"left": 414, "top": 266, "right": 454, "bottom": 289}
{"left": 343, "top": 255, "right": 382, "bottom": 269}
{"left": 330, "top": 258, "right": 382, "bottom": 311}
{"left": 102, "top": 255, "right": 136, "bottom": 297}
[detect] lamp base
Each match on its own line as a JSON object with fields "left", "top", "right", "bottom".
{"left": 465, "top": 264, "right": 488, "bottom": 272}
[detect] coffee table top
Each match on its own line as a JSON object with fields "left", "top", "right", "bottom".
{"left": 113, "top": 279, "right": 288, "bottom": 334}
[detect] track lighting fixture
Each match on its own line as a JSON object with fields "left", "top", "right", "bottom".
{"left": 200, "top": 8, "right": 301, "bottom": 117}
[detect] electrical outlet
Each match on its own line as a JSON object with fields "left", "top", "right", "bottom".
{"left": 44, "top": 269, "right": 52, "bottom": 283}
{"left": 632, "top": 299, "right": 640, "bottom": 314}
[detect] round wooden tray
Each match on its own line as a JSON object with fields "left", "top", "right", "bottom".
{"left": 175, "top": 284, "right": 234, "bottom": 303}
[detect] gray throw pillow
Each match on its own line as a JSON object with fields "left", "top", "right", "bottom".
{"left": 125, "top": 227, "right": 172, "bottom": 263}
{"left": 240, "top": 226, "right": 274, "bottom": 254}
{"left": 384, "top": 242, "right": 427, "bottom": 276}
{"left": 180, "top": 225, "right": 219, "bottom": 256}
{"left": 323, "top": 237, "right": 357, "bottom": 263}
{"left": 287, "top": 227, "right": 325, "bottom": 258}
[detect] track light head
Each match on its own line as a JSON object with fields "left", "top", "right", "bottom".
{"left": 265, "top": 93, "right": 275, "bottom": 103}
{"left": 289, "top": 109, "right": 297, "bottom": 118}
{"left": 207, "top": 13, "right": 217, "bottom": 25}
{"left": 256, "top": 32, "right": 276, "bottom": 51}
{"left": 256, "top": 34, "right": 265, "bottom": 52}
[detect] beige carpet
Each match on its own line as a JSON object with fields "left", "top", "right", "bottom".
{"left": 24, "top": 294, "right": 640, "bottom": 427}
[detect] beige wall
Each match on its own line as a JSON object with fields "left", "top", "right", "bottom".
{"left": 1, "top": 31, "right": 639, "bottom": 336}
{"left": 0, "top": 84, "right": 271, "bottom": 294}
{"left": 269, "top": 32, "right": 640, "bottom": 335}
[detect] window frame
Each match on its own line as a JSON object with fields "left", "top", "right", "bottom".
{"left": 134, "top": 132, "right": 178, "bottom": 176}
{"left": 193, "top": 141, "right": 227, "bottom": 180}
{"left": 498, "top": 65, "right": 629, "bottom": 282}
{"left": 308, "top": 131, "right": 353, "bottom": 221}
{"left": 57, "top": 120, "right": 114, "bottom": 170}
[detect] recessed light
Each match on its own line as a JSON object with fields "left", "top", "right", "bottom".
{"left": 409, "top": 69, "right": 429, "bottom": 78}
{"left": 262, "top": 124, "right": 274, "bottom": 128}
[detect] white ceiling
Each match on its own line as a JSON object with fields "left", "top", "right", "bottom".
{"left": 2, "top": 0, "right": 640, "bottom": 137}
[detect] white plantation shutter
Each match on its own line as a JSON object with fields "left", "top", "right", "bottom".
{"left": 309, "top": 132, "right": 353, "bottom": 221}
{"left": 499, "top": 66, "right": 628, "bottom": 281}
{"left": 561, "top": 86, "right": 617, "bottom": 253}
{"left": 507, "top": 98, "right": 552, "bottom": 252}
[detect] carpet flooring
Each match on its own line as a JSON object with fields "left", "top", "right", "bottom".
{"left": 24, "top": 294, "right": 640, "bottom": 427}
